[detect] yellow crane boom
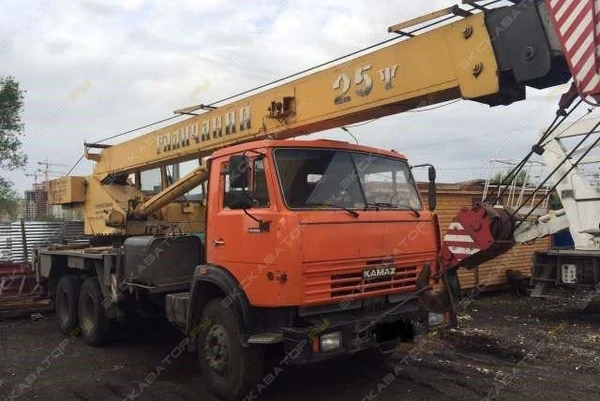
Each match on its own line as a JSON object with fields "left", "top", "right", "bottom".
{"left": 89, "top": 4, "right": 563, "bottom": 178}
{"left": 51, "top": 1, "right": 573, "bottom": 235}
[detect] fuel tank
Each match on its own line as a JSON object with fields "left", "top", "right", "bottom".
{"left": 123, "top": 235, "right": 203, "bottom": 288}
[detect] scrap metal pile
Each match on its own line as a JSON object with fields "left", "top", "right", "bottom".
{"left": 0, "top": 262, "right": 49, "bottom": 318}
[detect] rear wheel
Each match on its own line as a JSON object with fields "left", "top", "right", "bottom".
{"left": 198, "top": 298, "right": 264, "bottom": 401}
{"left": 78, "top": 278, "right": 112, "bottom": 346}
{"left": 55, "top": 275, "right": 81, "bottom": 335}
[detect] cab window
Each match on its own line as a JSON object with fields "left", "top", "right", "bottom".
{"left": 168, "top": 160, "right": 206, "bottom": 202}
{"left": 140, "top": 168, "right": 161, "bottom": 194}
{"left": 223, "top": 157, "right": 270, "bottom": 208}
{"left": 252, "top": 158, "right": 269, "bottom": 207}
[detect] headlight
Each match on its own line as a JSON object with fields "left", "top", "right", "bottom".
{"left": 319, "top": 332, "right": 342, "bottom": 352}
{"left": 428, "top": 312, "right": 445, "bottom": 328}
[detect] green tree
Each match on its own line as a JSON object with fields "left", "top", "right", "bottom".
{"left": 0, "top": 177, "right": 20, "bottom": 220}
{"left": 490, "top": 170, "right": 531, "bottom": 186}
{"left": 0, "top": 76, "right": 26, "bottom": 219}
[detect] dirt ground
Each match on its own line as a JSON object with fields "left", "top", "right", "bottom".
{"left": 1, "top": 291, "right": 599, "bottom": 401}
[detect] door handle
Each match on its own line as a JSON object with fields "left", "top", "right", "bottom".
{"left": 212, "top": 239, "right": 225, "bottom": 247}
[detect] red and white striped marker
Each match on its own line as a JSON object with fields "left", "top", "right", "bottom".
{"left": 546, "top": 0, "right": 600, "bottom": 96}
{"left": 443, "top": 221, "right": 481, "bottom": 263}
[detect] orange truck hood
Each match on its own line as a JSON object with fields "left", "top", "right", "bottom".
{"left": 298, "top": 211, "right": 437, "bottom": 262}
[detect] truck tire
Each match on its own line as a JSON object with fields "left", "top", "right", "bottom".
{"left": 78, "top": 278, "right": 111, "bottom": 346}
{"left": 55, "top": 275, "right": 81, "bottom": 336}
{"left": 197, "top": 298, "right": 264, "bottom": 401}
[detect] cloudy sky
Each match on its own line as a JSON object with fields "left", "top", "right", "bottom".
{"left": 0, "top": 0, "right": 585, "bottom": 192}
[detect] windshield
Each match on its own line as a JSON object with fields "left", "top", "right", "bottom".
{"left": 273, "top": 148, "right": 422, "bottom": 210}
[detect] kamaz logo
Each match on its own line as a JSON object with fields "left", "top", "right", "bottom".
{"left": 362, "top": 267, "right": 396, "bottom": 280}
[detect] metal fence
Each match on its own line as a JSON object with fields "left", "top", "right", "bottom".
{"left": 0, "top": 221, "right": 88, "bottom": 262}
{"left": 0, "top": 224, "right": 10, "bottom": 262}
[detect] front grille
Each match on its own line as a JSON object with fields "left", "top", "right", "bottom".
{"left": 302, "top": 256, "right": 432, "bottom": 305}
{"left": 331, "top": 265, "right": 418, "bottom": 298}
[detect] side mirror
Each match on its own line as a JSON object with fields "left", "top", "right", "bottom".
{"left": 227, "top": 192, "right": 254, "bottom": 210}
{"left": 428, "top": 166, "right": 437, "bottom": 212}
{"left": 229, "top": 155, "right": 250, "bottom": 189}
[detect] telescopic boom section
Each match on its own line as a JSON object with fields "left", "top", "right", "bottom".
{"left": 89, "top": 0, "right": 571, "bottom": 180}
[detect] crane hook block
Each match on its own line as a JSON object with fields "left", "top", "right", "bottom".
{"left": 440, "top": 203, "right": 515, "bottom": 271}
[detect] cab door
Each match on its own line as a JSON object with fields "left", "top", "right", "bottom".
{"left": 206, "top": 154, "right": 280, "bottom": 300}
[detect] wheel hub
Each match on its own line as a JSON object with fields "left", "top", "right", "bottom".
{"left": 204, "top": 324, "right": 230, "bottom": 376}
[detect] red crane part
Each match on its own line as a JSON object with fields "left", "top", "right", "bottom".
{"left": 546, "top": 0, "right": 600, "bottom": 97}
{"left": 440, "top": 203, "right": 515, "bottom": 271}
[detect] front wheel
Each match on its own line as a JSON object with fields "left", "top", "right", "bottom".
{"left": 197, "top": 298, "right": 264, "bottom": 401}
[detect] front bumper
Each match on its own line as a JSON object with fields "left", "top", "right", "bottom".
{"left": 281, "top": 299, "right": 428, "bottom": 364}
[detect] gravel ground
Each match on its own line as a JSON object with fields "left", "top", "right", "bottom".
{"left": 1, "top": 292, "right": 599, "bottom": 401}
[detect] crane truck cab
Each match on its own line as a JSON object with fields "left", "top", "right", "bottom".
{"left": 169, "top": 139, "right": 442, "bottom": 399}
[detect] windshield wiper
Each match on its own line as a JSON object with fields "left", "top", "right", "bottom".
{"left": 365, "top": 202, "right": 394, "bottom": 209}
{"left": 365, "top": 202, "right": 421, "bottom": 218}
{"left": 305, "top": 202, "right": 359, "bottom": 218}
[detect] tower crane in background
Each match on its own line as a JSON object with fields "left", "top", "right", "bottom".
{"left": 24, "top": 172, "right": 40, "bottom": 185}
{"left": 37, "top": 159, "right": 69, "bottom": 189}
